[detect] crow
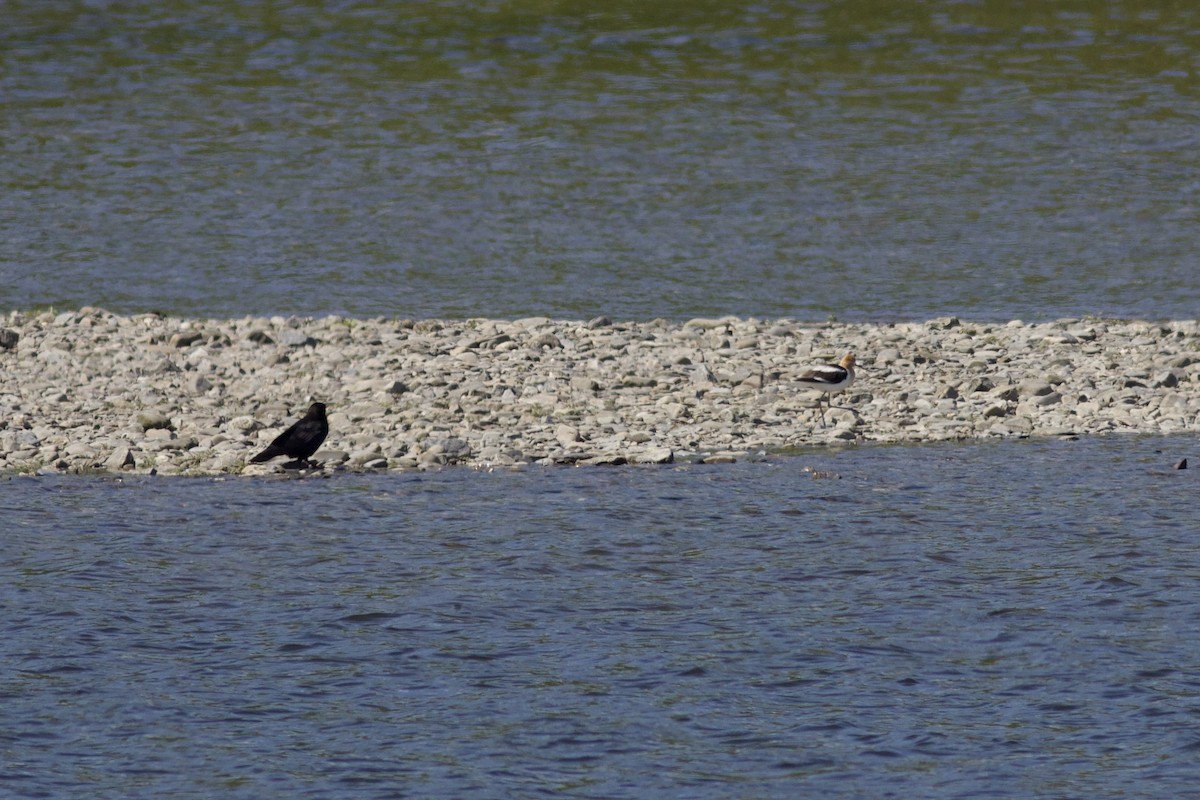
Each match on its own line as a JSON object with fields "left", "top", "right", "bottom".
{"left": 251, "top": 402, "right": 329, "bottom": 466}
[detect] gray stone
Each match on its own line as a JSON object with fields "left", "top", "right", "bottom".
{"left": 993, "top": 386, "right": 1021, "bottom": 402}
{"left": 314, "top": 449, "right": 350, "bottom": 464}
{"left": 105, "top": 447, "right": 137, "bottom": 470}
{"left": 630, "top": 447, "right": 673, "bottom": 464}
{"left": 136, "top": 412, "right": 173, "bottom": 431}
{"left": 1020, "top": 381, "right": 1055, "bottom": 397}
{"left": 347, "top": 449, "right": 383, "bottom": 466}
{"left": 1169, "top": 354, "right": 1200, "bottom": 368}
{"left": 417, "top": 450, "right": 447, "bottom": 466}
{"left": 278, "top": 330, "right": 317, "bottom": 347}
{"left": 229, "top": 415, "right": 262, "bottom": 433}
{"left": 554, "top": 425, "right": 580, "bottom": 446}
{"left": 529, "top": 332, "right": 561, "bottom": 350}
{"left": 170, "top": 331, "right": 204, "bottom": 348}
{"left": 3, "top": 311, "right": 1200, "bottom": 475}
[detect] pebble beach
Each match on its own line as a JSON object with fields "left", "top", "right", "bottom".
{"left": 2, "top": 307, "right": 1198, "bottom": 475}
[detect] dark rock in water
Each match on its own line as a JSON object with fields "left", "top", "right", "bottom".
{"left": 1174, "top": 458, "right": 1188, "bottom": 470}
{"left": 808, "top": 470, "right": 841, "bottom": 480}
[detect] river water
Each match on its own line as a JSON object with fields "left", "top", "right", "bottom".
{"left": 4, "top": 0, "right": 1200, "bottom": 321}
{"left": 5, "top": 434, "right": 1200, "bottom": 799}
{"left": 5, "top": 3, "right": 1200, "bottom": 797}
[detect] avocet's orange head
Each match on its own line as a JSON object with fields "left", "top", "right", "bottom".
{"left": 839, "top": 353, "right": 856, "bottom": 369}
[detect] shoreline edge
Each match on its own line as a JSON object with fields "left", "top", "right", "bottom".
{"left": 2, "top": 308, "right": 1197, "bottom": 475}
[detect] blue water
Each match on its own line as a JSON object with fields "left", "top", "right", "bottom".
{"left": 5, "top": 434, "right": 1200, "bottom": 798}
{"left": 6, "top": 4, "right": 1200, "bottom": 796}
{"left": 5, "top": 1, "right": 1200, "bottom": 320}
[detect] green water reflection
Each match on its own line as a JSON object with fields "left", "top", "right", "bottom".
{"left": 3, "top": 1, "right": 1198, "bottom": 319}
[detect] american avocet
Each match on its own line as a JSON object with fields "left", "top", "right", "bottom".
{"left": 798, "top": 353, "right": 857, "bottom": 427}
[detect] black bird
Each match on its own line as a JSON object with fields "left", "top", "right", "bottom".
{"left": 251, "top": 402, "right": 329, "bottom": 466}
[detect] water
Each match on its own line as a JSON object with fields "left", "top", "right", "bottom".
{"left": 5, "top": 4, "right": 1200, "bottom": 796}
{"left": 6, "top": 434, "right": 1200, "bottom": 798}
{"left": 4, "top": 1, "right": 1200, "bottom": 320}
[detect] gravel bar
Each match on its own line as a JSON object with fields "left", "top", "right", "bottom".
{"left": 2, "top": 308, "right": 1197, "bottom": 475}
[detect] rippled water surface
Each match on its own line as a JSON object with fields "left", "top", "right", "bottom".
{"left": 4, "top": 1, "right": 1200, "bottom": 320}
{"left": 5, "top": 434, "right": 1200, "bottom": 798}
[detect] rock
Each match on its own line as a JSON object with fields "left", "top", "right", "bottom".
{"left": 0, "top": 311, "right": 1199, "bottom": 475}
{"left": 993, "top": 386, "right": 1021, "bottom": 402}
{"left": 150, "top": 357, "right": 180, "bottom": 374}
{"left": 0, "top": 329, "right": 18, "bottom": 351}
{"left": 136, "top": 412, "right": 173, "bottom": 431}
{"left": 345, "top": 448, "right": 381, "bottom": 466}
{"left": 314, "top": 449, "right": 350, "bottom": 464}
{"left": 229, "top": 416, "right": 262, "bottom": 433}
{"left": 1020, "top": 381, "right": 1055, "bottom": 397}
{"left": 529, "top": 332, "right": 561, "bottom": 350}
{"left": 875, "top": 348, "right": 901, "bottom": 365}
{"left": 684, "top": 317, "right": 735, "bottom": 330}
{"left": 1152, "top": 371, "right": 1180, "bottom": 388}
{"left": 106, "top": 447, "right": 137, "bottom": 470}
{"left": 739, "top": 373, "right": 763, "bottom": 390}
{"left": 278, "top": 330, "right": 317, "bottom": 348}
{"left": 1030, "top": 392, "right": 1062, "bottom": 407}
{"left": 438, "top": 438, "right": 473, "bottom": 460}
{"left": 554, "top": 425, "right": 580, "bottom": 446}
{"left": 63, "top": 442, "right": 96, "bottom": 458}
{"left": 169, "top": 331, "right": 204, "bottom": 348}
{"left": 630, "top": 447, "right": 673, "bottom": 464}
{"left": 417, "top": 450, "right": 447, "bottom": 467}
{"left": 581, "top": 453, "right": 628, "bottom": 466}
{"left": 931, "top": 316, "right": 961, "bottom": 329}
